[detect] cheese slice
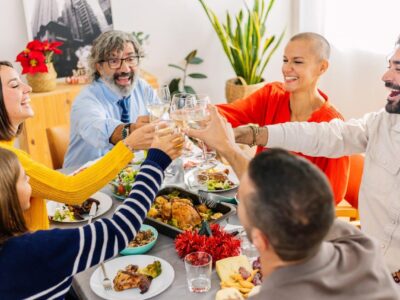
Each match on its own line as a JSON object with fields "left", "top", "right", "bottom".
{"left": 215, "top": 255, "right": 252, "bottom": 282}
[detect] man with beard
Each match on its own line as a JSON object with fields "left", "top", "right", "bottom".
{"left": 187, "top": 36, "right": 400, "bottom": 283}
{"left": 64, "top": 30, "right": 157, "bottom": 168}
{"left": 223, "top": 149, "right": 397, "bottom": 299}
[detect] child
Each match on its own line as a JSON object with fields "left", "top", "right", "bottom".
{"left": 0, "top": 130, "right": 182, "bottom": 299}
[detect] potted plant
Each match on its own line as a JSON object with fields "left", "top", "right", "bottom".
{"left": 16, "top": 40, "right": 63, "bottom": 92}
{"left": 198, "top": 0, "right": 285, "bottom": 103}
{"left": 168, "top": 49, "right": 207, "bottom": 95}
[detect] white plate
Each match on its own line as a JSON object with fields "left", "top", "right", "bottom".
{"left": 185, "top": 165, "right": 239, "bottom": 193}
{"left": 47, "top": 191, "right": 113, "bottom": 223}
{"left": 90, "top": 255, "right": 174, "bottom": 300}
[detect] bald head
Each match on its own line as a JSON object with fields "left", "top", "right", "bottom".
{"left": 290, "top": 32, "right": 330, "bottom": 61}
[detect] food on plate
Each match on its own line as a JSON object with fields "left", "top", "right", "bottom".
{"left": 127, "top": 229, "right": 155, "bottom": 248}
{"left": 183, "top": 160, "right": 199, "bottom": 170}
{"left": 216, "top": 255, "right": 262, "bottom": 298}
{"left": 113, "top": 265, "right": 152, "bottom": 293}
{"left": 52, "top": 198, "right": 99, "bottom": 221}
{"left": 198, "top": 168, "right": 235, "bottom": 191}
{"left": 113, "top": 261, "right": 162, "bottom": 293}
{"left": 53, "top": 207, "right": 75, "bottom": 222}
{"left": 215, "top": 287, "right": 244, "bottom": 300}
{"left": 148, "top": 192, "right": 222, "bottom": 231}
{"left": 112, "top": 166, "right": 139, "bottom": 197}
{"left": 216, "top": 255, "right": 252, "bottom": 282}
{"left": 138, "top": 260, "right": 162, "bottom": 279}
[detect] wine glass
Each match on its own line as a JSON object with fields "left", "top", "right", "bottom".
{"left": 146, "top": 85, "right": 171, "bottom": 122}
{"left": 170, "top": 93, "right": 197, "bottom": 157}
{"left": 185, "top": 94, "right": 217, "bottom": 170}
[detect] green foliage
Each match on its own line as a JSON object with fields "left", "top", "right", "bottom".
{"left": 168, "top": 50, "right": 207, "bottom": 95}
{"left": 198, "top": 0, "right": 285, "bottom": 85}
{"left": 132, "top": 31, "right": 150, "bottom": 46}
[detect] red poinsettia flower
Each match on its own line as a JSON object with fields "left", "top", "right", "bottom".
{"left": 19, "top": 51, "right": 47, "bottom": 74}
{"left": 26, "top": 40, "right": 44, "bottom": 52}
{"left": 42, "top": 40, "right": 63, "bottom": 55}
{"left": 15, "top": 39, "right": 63, "bottom": 75}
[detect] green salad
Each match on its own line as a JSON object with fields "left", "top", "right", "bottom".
{"left": 112, "top": 166, "right": 139, "bottom": 197}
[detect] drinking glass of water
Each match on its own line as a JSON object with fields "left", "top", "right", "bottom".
{"left": 239, "top": 231, "right": 259, "bottom": 262}
{"left": 184, "top": 251, "right": 212, "bottom": 293}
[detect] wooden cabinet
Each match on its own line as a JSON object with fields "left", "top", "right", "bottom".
{"left": 19, "top": 83, "right": 84, "bottom": 168}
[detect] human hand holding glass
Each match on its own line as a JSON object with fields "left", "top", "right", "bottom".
{"left": 170, "top": 93, "right": 196, "bottom": 157}
{"left": 146, "top": 85, "right": 171, "bottom": 122}
{"left": 185, "top": 94, "right": 217, "bottom": 169}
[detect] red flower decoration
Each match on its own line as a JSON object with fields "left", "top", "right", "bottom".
{"left": 15, "top": 39, "right": 63, "bottom": 75}
{"left": 175, "top": 224, "right": 241, "bottom": 264}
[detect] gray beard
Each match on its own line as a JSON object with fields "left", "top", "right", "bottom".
{"left": 385, "top": 100, "right": 400, "bottom": 114}
{"left": 102, "top": 72, "right": 137, "bottom": 97}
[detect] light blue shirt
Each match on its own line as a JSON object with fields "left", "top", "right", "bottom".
{"left": 63, "top": 78, "right": 156, "bottom": 168}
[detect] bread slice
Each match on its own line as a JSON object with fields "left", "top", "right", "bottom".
{"left": 215, "top": 287, "right": 244, "bottom": 300}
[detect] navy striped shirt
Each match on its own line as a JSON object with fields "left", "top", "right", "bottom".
{"left": 0, "top": 149, "right": 170, "bottom": 299}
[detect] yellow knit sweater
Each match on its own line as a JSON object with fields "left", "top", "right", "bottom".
{"left": 0, "top": 140, "right": 133, "bottom": 231}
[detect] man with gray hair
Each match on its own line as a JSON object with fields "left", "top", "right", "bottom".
{"left": 64, "top": 30, "right": 157, "bottom": 168}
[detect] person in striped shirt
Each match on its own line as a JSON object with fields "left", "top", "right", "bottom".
{"left": 0, "top": 129, "right": 183, "bottom": 299}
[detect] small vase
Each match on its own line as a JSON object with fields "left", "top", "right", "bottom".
{"left": 26, "top": 63, "right": 57, "bottom": 93}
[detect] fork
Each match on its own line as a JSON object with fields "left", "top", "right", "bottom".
{"left": 86, "top": 205, "right": 112, "bottom": 291}
{"left": 198, "top": 190, "right": 219, "bottom": 208}
{"left": 100, "top": 262, "right": 113, "bottom": 291}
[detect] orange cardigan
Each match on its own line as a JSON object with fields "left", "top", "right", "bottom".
{"left": 218, "top": 82, "right": 350, "bottom": 204}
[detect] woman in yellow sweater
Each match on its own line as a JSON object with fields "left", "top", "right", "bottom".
{"left": 0, "top": 61, "right": 160, "bottom": 231}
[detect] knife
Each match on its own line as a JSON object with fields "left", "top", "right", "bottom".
{"left": 87, "top": 202, "right": 97, "bottom": 224}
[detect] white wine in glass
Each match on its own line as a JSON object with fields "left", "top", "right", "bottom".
{"left": 146, "top": 85, "right": 171, "bottom": 122}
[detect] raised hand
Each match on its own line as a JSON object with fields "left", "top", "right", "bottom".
{"left": 151, "top": 126, "right": 184, "bottom": 160}
{"left": 185, "top": 105, "right": 235, "bottom": 153}
{"left": 134, "top": 115, "right": 150, "bottom": 129}
{"left": 125, "top": 122, "right": 156, "bottom": 150}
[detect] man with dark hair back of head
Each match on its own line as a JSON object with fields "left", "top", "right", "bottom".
{"left": 243, "top": 149, "right": 334, "bottom": 262}
{"left": 64, "top": 30, "right": 158, "bottom": 168}
{"left": 187, "top": 108, "right": 399, "bottom": 299}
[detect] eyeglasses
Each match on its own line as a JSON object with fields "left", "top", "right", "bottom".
{"left": 100, "top": 56, "right": 142, "bottom": 69}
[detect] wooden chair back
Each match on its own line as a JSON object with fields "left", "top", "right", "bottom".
{"left": 46, "top": 124, "right": 70, "bottom": 169}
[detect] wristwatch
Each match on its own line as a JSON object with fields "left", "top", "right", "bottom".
{"left": 121, "top": 123, "right": 131, "bottom": 139}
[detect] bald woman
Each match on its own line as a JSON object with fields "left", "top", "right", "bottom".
{"left": 217, "top": 32, "right": 349, "bottom": 205}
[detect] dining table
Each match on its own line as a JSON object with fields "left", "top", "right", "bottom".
{"left": 51, "top": 162, "right": 241, "bottom": 300}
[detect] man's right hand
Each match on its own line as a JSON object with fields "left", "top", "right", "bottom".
{"left": 125, "top": 123, "right": 156, "bottom": 150}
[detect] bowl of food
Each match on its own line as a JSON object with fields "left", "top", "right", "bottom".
{"left": 120, "top": 224, "right": 158, "bottom": 255}
{"left": 110, "top": 165, "right": 139, "bottom": 199}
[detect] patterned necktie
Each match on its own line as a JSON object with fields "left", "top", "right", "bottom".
{"left": 117, "top": 97, "right": 130, "bottom": 123}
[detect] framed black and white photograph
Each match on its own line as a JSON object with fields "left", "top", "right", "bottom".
{"left": 23, "top": 0, "right": 113, "bottom": 77}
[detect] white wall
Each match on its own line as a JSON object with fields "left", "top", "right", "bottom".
{"left": 112, "top": 0, "right": 291, "bottom": 102}
{"left": 0, "top": 0, "right": 291, "bottom": 104}
{"left": 298, "top": 0, "right": 397, "bottom": 119}
{"left": 0, "top": 1, "right": 29, "bottom": 75}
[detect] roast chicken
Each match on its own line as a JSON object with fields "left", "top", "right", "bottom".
{"left": 113, "top": 264, "right": 152, "bottom": 293}
{"left": 152, "top": 196, "right": 202, "bottom": 230}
